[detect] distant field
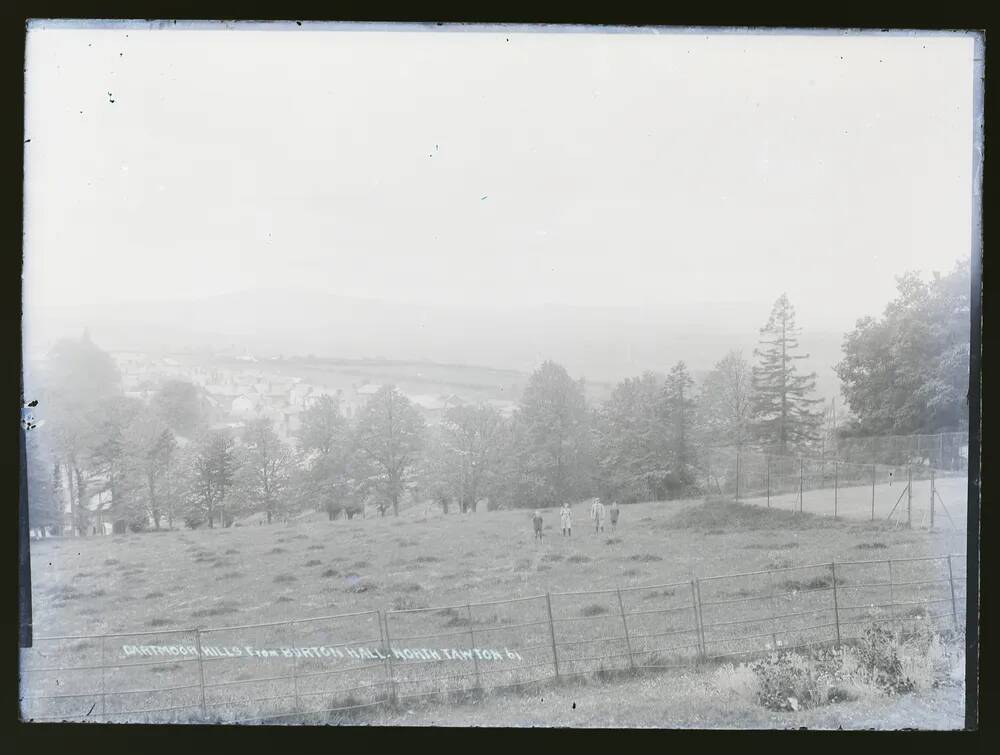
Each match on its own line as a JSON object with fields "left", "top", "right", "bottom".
{"left": 200, "top": 356, "right": 616, "bottom": 405}
{"left": 22, "top": 498, "right": 967, "bottom": 724}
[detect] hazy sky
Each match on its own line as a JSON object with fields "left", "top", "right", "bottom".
{"left": 24, "top": 23, "right": 977, "bottom": 334}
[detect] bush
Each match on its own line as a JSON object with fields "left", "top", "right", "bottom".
{"left": 711, "top": 663, "right": 760, "bottom": 701}
{"left": 742, "top": 620, "right": 963, "bottom": 713}
{"left": 750, "top": 652, "right": 826, "bottom": 711}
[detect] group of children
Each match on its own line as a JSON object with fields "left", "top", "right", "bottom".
{"left": 531, "top": 499, "right": 620, "bottom": 540}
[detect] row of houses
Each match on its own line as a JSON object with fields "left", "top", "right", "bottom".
{"left": 112, "top": 352, "right": 520, "bottom": 442}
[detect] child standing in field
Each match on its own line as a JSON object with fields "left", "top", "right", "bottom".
{"left": 590, "top": 498, "right": 606, "bottom": 535}
{"left": 609, "top": 501, "right": 620, "bottom": 533}
{"left": 532, "top": 509, "right": 544, "bottom": 540}
{"left": 560, "top": 503, "right": 572, "bottom": 536}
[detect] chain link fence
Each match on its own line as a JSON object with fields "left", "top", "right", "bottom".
{"left": 704, "top": 446, "right": 968, "bottom": 531}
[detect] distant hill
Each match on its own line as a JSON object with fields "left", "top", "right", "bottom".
{"left": 24, "top": 289, "right": 846, "bottom": 401}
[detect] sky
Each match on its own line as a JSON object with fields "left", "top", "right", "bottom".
{"left": 23, "top": 23, "right": 978, "bottom": 337}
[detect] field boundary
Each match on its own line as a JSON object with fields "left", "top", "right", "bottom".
{"left": 704, "top": 446, "right": 968, "bottom": 531}
{"left": 21, "top": 553, "right": 968, "bottom": 724}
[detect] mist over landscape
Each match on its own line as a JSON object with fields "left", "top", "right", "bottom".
{"left": 26, "top": 288, "right": 847, "bottom": 399}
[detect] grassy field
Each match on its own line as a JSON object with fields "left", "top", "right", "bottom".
{"left": 22, "top": 496, "right": 968, "bottom": 725}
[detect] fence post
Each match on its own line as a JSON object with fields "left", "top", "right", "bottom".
{"left": 906, "top": 465, "right": 913, "bottom": 528}
{"left": 194, "top": 629, "right": 207, "bottom": 719}
{"left": 830, "top": 563, "right": 841, "bottom": 647}
{"left": 545, "top": 593, "right": 560, "bottom": 682}
{"left": 291, "top": 620, "right": 300, "bottom": 714}
{"left": 100, "top": 635, "right": 107, "bottom": 718}
{"left": 767, "top": 569, "right": 778, "bottom": 649}
{"left": 766, "top": 456, "right": 771, "bottom": 508}
{"left": 616, "top": 588, "right": 635, "bottom": 670}
{"left": 834, "top": 462, "right": 839, "bottom": 519}
{"left": 930, "top": 471, "right": 936, "bottom": 531}
{"left": 467, "top": 604, "right": 482, "bottom": 689}
{"left": 692, "top": 579, "right": 707, "bottom": 659}
{"left": 689, "top": 580, "right": 702, "bottom": 659}
{"left": 947, "top": 555, "right": 959, "bottom": 630}
{"left": 798, "top": 458, "right": 804, "bottom": 513}
{"left": 871, "top": 464, "right": 877, "bottom": 521}
{"left": 888, "top": 561, "right": 899, "bottom": 633}
{"left": 378, "top": 610, "right": 397, "bottom": 705}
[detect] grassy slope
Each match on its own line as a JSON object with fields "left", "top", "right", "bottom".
{"left": 23, "top": 498, "right": 968, "bottom": 727}
{"left": 28, "top": 498, "right": 965, "bottom": 639}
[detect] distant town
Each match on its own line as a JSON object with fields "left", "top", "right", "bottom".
{"left": 110, "top": 350, "right": 524, "bottom": 442}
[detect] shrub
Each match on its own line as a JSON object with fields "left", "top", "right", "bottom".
{"left": 273, "top": 574, "right": 297, "bottom": 584}
{"left": 567, "top": 555, "right": 591, "bottom": 564}
{"left": 580, "top": 604, "right": 609, "bottom": 617}
{"left": 305, "top": 559, "right": 322, "bottom": 567}
{"left": 711, "top": 663, "right": 760, "bottom": 702}
{"left": 855, "top": 623, "right": 911, "bottom": 694}
{"left": 322, "top": 568, "right": 340, "bottom": 578}
{"left": 750, "top": 651, "right": 825, "bottom": 711}
{"left": 855, "top": 542, "right": 888, "bottom": 550}
{"left": 629, "top": 553, "right": 662, "bottom": 563}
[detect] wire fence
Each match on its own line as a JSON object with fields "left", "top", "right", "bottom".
{"left": 829, "top": 432, "right": 969, "bottom": 472}
{"left": 704, "top": 447, "right": 968, "bottom": 531}
{"left": 20, "top": 554, "right": 967, "bottom": 724}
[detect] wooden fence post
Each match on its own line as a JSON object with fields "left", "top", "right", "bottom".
{"left": 947, "top": 555, "right": 959, "bottom": 630}
{"left": 692, "top": 579, "right": 707, "bottom": 659}
{"left": 689, "top": 580, "right": 702, "bottom": 658}
{"left": 467, "top": 604, "right": 482, "bottom": 689}
{"left": 616, "top": 588, "right": 635, "bottom": 670}
{"left": 194, "top": 629, "right": 207, "bottom": 719}
{"left": 100, "top": 635, "right": 107, "bottom": 718}
{"left": 767, "top": 569, "right": 778, "bottom": 649}
{"left": 545, "top": 593, "right": 560, "bottom": 682}
{"left": 830, "top": 563, "right": 841, "bottom": 647}
{"left": 291, "top": 621, "right": 300, "bottom": 714}
{"left": 378, "top": 611, "right": 397, "bottom": 705}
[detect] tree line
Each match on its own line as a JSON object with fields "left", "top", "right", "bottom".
{"left": 24, "top": 262, "right": 970, "bottom": 533}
